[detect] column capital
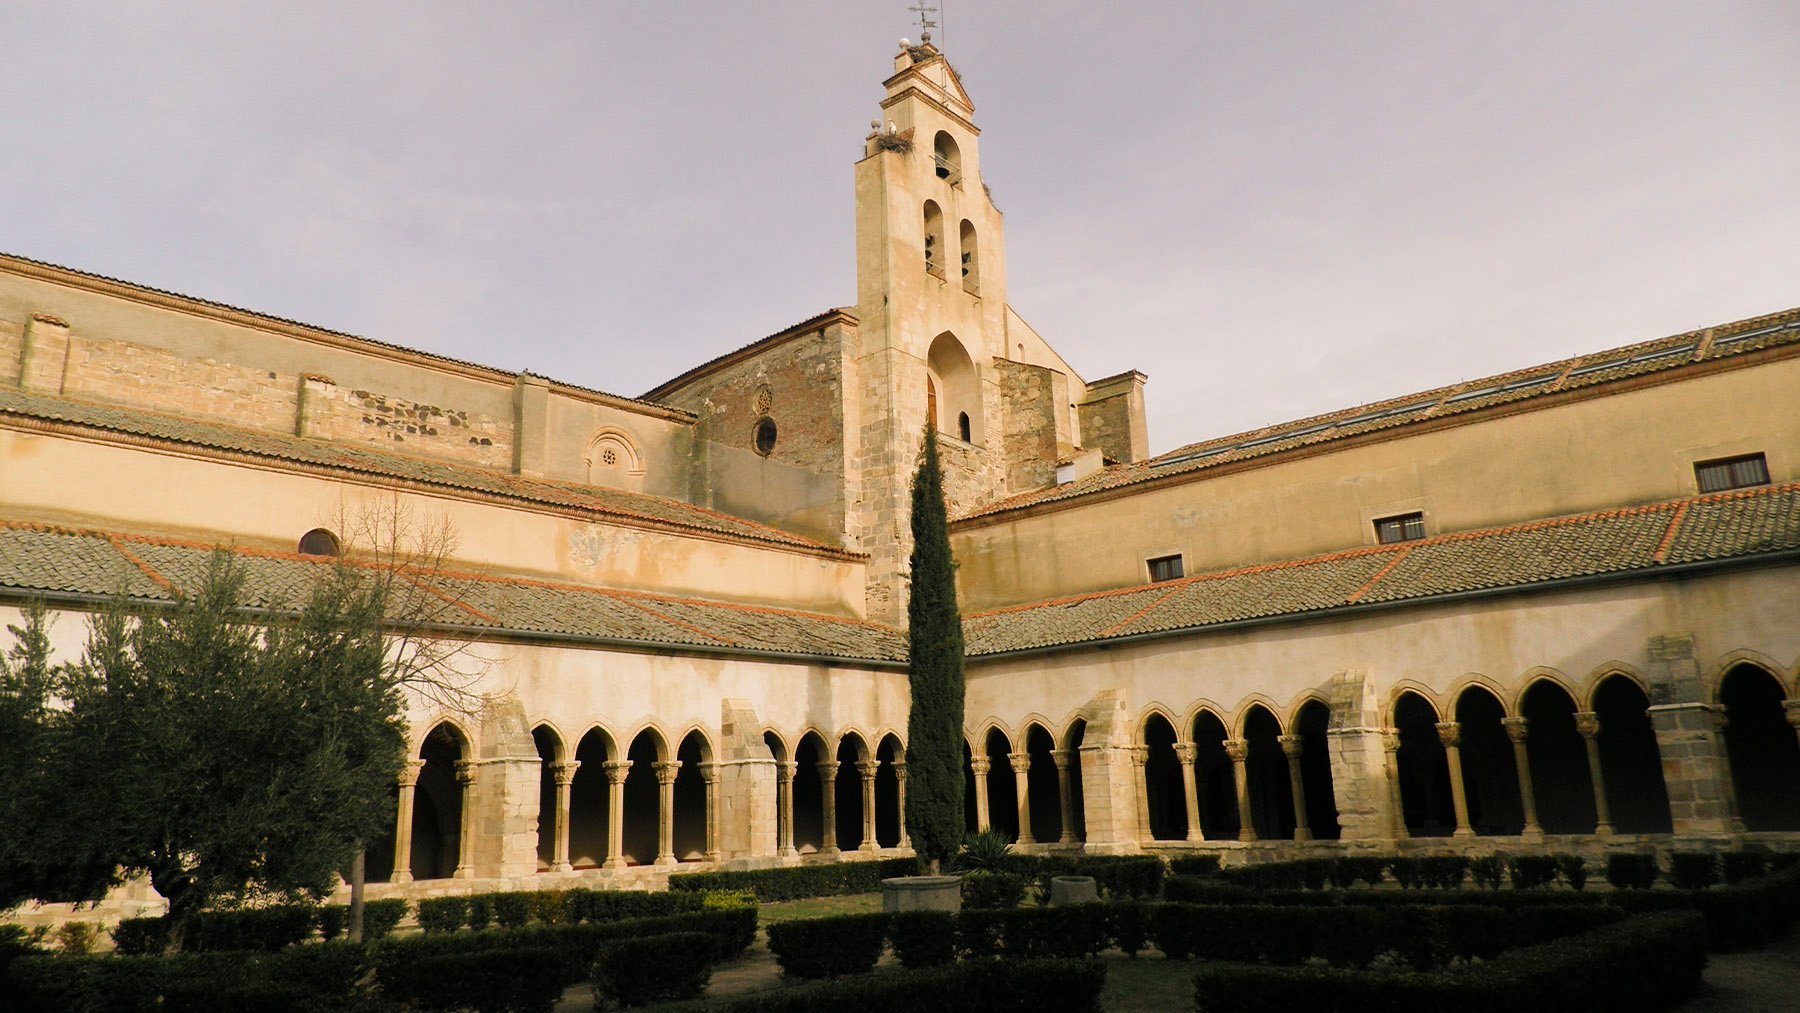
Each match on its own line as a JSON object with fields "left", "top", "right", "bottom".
{"left": 1049, "top": 748, "right": 1071, "bottom": 770}
{"left": 1574, "top": 711, "right": 1601, "bottom": 738}
{"left": 1277, "top": 734, "right": 1304, "bottom": 758}
{"left": 552, "top": 760, "right": 581, "bottom": 786}
{"left": 1501, "top": 716, "right": 1530, "bottom": 743}
{"left": 1171, "top": 742, "right": 1198, "bottom": 764}
{"left": 1128, "top": 745, "right": 1150, "bottom": 765}
{"left": 777, "top": 760, "right": 799, "bottom": 779}
{"left": 1435, "top": 721, "right": 1462, "bottom": 748}
{"left": 855, "top": 760, "right": 881, "bottom": 779}
{"left": 397, "top": 758, "right": 426, "bottom": 788}
{"left": 1784, "top": 700, "right": 1800, "bottom": 729}
{"left": 699, "top": 761, "right": 720, "bottom": 783}
{"left": 653, "top": 760, "right": 682, "bottom": 784}
{"left": 1223, "top": 738, "right": 1249, "bottom": 762}
{"left": 454, "top": 759, "right": 477, "bottom": 785}
{"left": 1007, "top": 751, "right": 1031, "bottom": 773}
{"left": 817, "top": 759, "right": 842, "bottom": 780}
{"left": 602, "top": 759, "right": 633, "bottom": 784}
{"left": 969, "top": 755, "right": 992, "bottom": 775}
{"left": 892, "top": 761, "right": 908, "bottom": 781}
{"left": 1381, "top": 730, "right": 1402, "bottom": 753}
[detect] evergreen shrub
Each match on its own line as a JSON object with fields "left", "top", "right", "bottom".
{"left": 1468, "top": 855, "right": 1504, "bottom": 889}
{"left": 1612, "top": 860, "right": 1800, "bottom": 951}
{"left": 1108, "top": 900, "right": 1152, "bottom": 958}
{"left": 667, "top": 857, "right": 916, "bottom": 902}
{"left": 492, "top": 891, "right": 531, "bottom": 928}
{"left": 1669, "top": 852, "right": 1721, "bottom": 890}
{"left": 719, "top": 957, "right": 1105, "bottom": 1013}
{"left": 1606, "top": 852, "right": 1660, "bottom": 890}
{"left": 765, "top": 912, "right": 889, "bottom": 979}
{"left": 1722, "top": 850, "right": 1767, "bottom": 884}
{"left": 962, "top": 870, "right": 1027, "bottom": 909}
{"left": 887, "top": 910, "right": 955, "bottom": 967}
{"left": 467, "top": 893, "right": 493, "bottom": 930}
{"left": 1168, "top": 854, "right": 1221, "bottom": 878}
{"left": 363, "top": 899, "right": 408, "bottom": 940}
{"left": 417, "top": 896, "right": 469, "bottom": 934}
{"left": 591, "top": 931, "right": 715, "bottom": 1008}
{"left": 380, "top": 945, "right": 565, "bottom": 1013}
{"left": 186, "top": 905, "right": 317, "bottom": 952}
{"left": 1509, "top": 855, "right": 1558, "bottom": 890}
{"left": 314, "top": 904, "right": 348, "bottom": 941}
{"left": 1556, "top": 854, "right": 1588, "bottom": 891}
{"left": 110, "top": 916, "right": 168, "bottom": 955}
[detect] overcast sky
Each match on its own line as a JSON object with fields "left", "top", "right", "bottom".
{"left": 2, "top": 2, "right": 1795, "bottom": 453}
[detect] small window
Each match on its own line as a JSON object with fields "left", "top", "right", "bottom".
{"left": 1374, "top": 512, "right": 1426, "bottom": 545}
{"left": 298, "top": 528, "right": 341, "bottom": 557}
{"left": 1695, "top": 453, "right": 1769, "bottom": 493}
{"left": 753, "top": 417, "right": 778, "bottom": 456}
{"left": 1147, "top": 554, "right": 1184, "bottom": 583}
{"left": 958, "top": 411, "right": 971, "bottom": 442}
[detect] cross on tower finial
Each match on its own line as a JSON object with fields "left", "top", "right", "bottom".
{"left": 908, "top": 1, "right": 938, "bottom": 39}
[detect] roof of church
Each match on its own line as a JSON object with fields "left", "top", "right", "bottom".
{"left": 962, "top": 481, "right": 1800, "bottom": 657}
{"left": 0, "top": 520, "right": 909, "bottom": 664}
{"left": 639, "top": 308, "right": 857, "bottom": 403}
{"left": 0, "top": 386, "right": 851, "bottom": 558}
{"left": 960, "top": 305, "right": 1800, "bottom": 525}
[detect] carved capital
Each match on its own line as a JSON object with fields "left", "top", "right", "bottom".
{"left": 1171, "top": 742, "right": 1198, "bottom": 764}
{"left": 699, "top": 761, "right": 720, "bottom": 783}
{"left": 397, "top": 759, "right": 426, "bottom": 789}
{"left": 1381, "top": 731, "right": 1402, "bottom": 754}
{"left": 969, "top": 756, "right": 992, "bottom": 776}
{"left": 454, "top": 759, "right": 478, "bottom": 785}
{"left": 1007, "top": 751, "right": 1031, "bottom": 774}
{"left": 1574, "top": 711, "right": 1601, "bottom": 738}
{"left": 856, "top": 760, "right": 881, "bottom": 779}
{"left": 1501, "top": 716, "right": 1530, "bottom": 744}
{"left": 1128, "top": 745, "right": 1150, "bottom": 766}
{"left": 892, "top": 761, "right": 908, "bottom": 781}
{"left": 1049, "top": 748, "right": 1072, "bottom": 771}
{"left": 777, "top": 760, "right": 799, "bottom": 779}
{"left": 1277, "top": 734, "right": 1304, "bottom": 758}
{"left": 602, "top": 759, "right": 633, "bottom": 785}
{"left": 1435, "top": 721, "right": 1462, "bottom": 749}
{"left": 817, "top": 760, "right": 842, "bottom": 780}
{"left": 1223, "top": 739, "right": 1249, "bottom": 763}
{"left": 552, "top": 760, "right": 581, "bottom": 786}
{"left": 1785, "top": 700, "right": 1800, "bottom": 730}
{"left": 653, "top": 760, "right": 683, "bottom": 785}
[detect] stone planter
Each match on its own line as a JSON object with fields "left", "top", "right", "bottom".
{"left": 1049, "top": 875, "right": 1098, "bottom": 906}
{"left": 882, "top": 875, "right": 963, "bottom": 912}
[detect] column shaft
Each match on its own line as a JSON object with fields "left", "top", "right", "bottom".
{"left": 392, "top": 760, "right": 424, "bottom": 884}
{"left": 1382, "top": 734, "right": 1408, "bottom": 840}
{"left": 1503, "top": 717, "right": 1544, "bottom": 839}
{"left": 1128, "top": 747, "right": 1151, "bottom": 844}
{"left": 1172, "top": 743, "right": 1202, "bottom": 843}
{"left": 1050, "top": 750, "right": 1077, "bottom": 845}
{"left": 777, "top": 761, "right": 798, "bottom": 857}
{"left": 1279, "top": 735, "right": 1312, "bottom": 842}
{"left": 654, "top": 760, "right": 680, "bottom": 866}
{"left": 1008, "top": 752, "right": 1035, "bottom": 845}
{"left": 700, "top": 763, "right": 721, "bottom": 863}
{"left": 857, "top": 760, "right": 881, "bottom": 851}
{"left": 603, "top": 760, "right": 631, "bottom": 870}
{"left": 970, "top": 756, "right": 992, "bottom": 834}
{"left": 551, "top": 761, "right": 579, "bottom": 872}
{"left": 1438, "top": 722, "right": 1475, "bottom": 839}
{"left": 818, "top": 761, "right": 841, "bottom": 855}
{"left": 1225, "top": 740, "right": 1253, "bottom": 842}
{"left": 894, "top": 763, "right": 912, "bottom": 849}
{"left": 1575, "top": 713, "right": 1613, "bottom": 835}
{"left": 453, "top": 760, "right": 477, "bottom": 879}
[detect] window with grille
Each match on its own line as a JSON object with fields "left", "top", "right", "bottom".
{"left": 1147, "top": 554, "right": 1184, "bottom": 583}
{"left": 1374, "top": 512, "right": 1426, "bottom": 545}
{"left": 1695, "top": 453, "right": 1769, "bottom": 493}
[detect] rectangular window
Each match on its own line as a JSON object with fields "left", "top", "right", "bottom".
{"left": 1374, "top": 512, "right": 1426, "bottom": 545}
{"left": 1147, "top": 554, "right": 1184, "bottom": 583}
{"left": 1695, "top": 453, "right": 1770, "bottom": 493}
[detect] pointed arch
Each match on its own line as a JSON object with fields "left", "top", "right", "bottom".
{"left": 1241, "top": 704, "right": 1293, "bottom": 840}
{"left": 1189, "top": 708, "right": 1237, "bottom": 840}
{"left": 1292, "top": 699, "right": 1340, "bottom": 840}
{"left": 1519, "top": 679, "right": 1596, "bottom": 834}
{"left": 1721, "top": 662, "right": 1800, "bottom": 830}
{"left": 927, "top": 331, "right": 981, "bottom": 444}
{"left": 875, "top": 732, "right": 906, "bottom": 848}
{"left": 1393, "top": 690, "right": 1453, "bottom": 837}
{"left": 411, "top": 721, "right": 469, "bottom": 880}
{"left": 1230, "top": 694, "right": 1287, "bottom": 738}
{"left": 959, "top": 219, "right": 980, "bottom": 295}
{"left": 983, "top": 725, "right": 1020, "bottom": 841}
{"left": 1711, "top": 650, "right": 1790, "bottom": 703}
{"left": 567, "top": 726, "right": 616, "bottom": 869}
{"left": 673, "top": 730, "right": 712, "bottom": 861}
{"left": 792, "top": 730, "right": 831, "bottom": 854}
{"left": 1580, "top": 663, "right": 1651, "bottom": 710}
{"left": 1453, "top": 683, "right": 1522, "bottom": 835}
{"left": 1141, "top": 711, "right": 1186, "bottom": 841}
{"left": 1590, "top": 672, "right": 1671, "bottom": 833}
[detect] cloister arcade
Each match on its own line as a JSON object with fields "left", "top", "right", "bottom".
{"left": 369, "top": 659, "right": 1800, "bottom": 883}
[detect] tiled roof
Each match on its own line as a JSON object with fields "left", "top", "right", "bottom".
{"left": 0, "top": 521, "right": 908, "bottom": 664}
{"left": 0, "top": 387, "right": 849, "bottom": 556}
{"left": 964, "top": 306, "right": 1800, "bottom": 522}
{"left": 0, "top": 252, "right": 686, "bottom": 417}
{"left": 962, "top": 482, "right": 1800, "bottom": 657}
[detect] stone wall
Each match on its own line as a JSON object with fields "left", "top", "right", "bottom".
{"left": 302, "top": 377, "right": 513, "bottom": 470}
{"left": 995, "top": 358, "right": 1067, "bottom": 493}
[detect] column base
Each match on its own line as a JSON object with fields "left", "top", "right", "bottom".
{"left": 392, "top": 871, "right": 414, "bottom": 885}
{"left": 1594, "top": 823, "right": 1615, "bottom": 836}
{"left": 654, "top": 856, "right": 677, "bottom": 868}
{"left": 1060, "top": 834, "right": 1078, "bottom": 845}
{"left": 1237, "top": 830, "right": 1255, "bottom": 843}
{"left": 824, "top": 846, "right": 842, "bottom": 858}
{"left": 1453, "top": 828, "right": 1476, "bottom": 839}
{"left": 779, "top": 847, "right": 798, "bottom": 858}
{"left": 453, "top": 867, "right": 474, "bottom": 879}
{"left": 704, "top": 851, "right": 722, "bottom": 863}
{"left": 1017, "top": 837, "right": 1036, "bottom": 847}
{"left": 1184, "top": 832, "right": 1204, "bottom": 843}
{"left": 550, "top": 861, "right": 572, "bottom": 873}
{"left": 603, "top": 858, "right": 626, "bottom": 871}
{"left": 1293, "top": 829, "right": 1313, "bottom": 843}
{"left": 1521, "top": 827, "right": 1545, "bottom": 842}
{"left": 858, "top": 842, "right": 880, "bottom": 853}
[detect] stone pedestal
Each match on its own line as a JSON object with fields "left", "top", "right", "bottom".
{"left": 1049, "top": 876, "right": 1098, "bottom": 906}
{"left": 717, "top": 699, "right": 778, "bottom": 859}
{"left": 882, "top": 875, "right": 962, "bottom": 912}
{"left": 1648, "top": 703, "right": 1742, "bottom": 834}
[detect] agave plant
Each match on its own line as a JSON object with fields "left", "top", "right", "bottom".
{"left": 957, "top": 829, "right": 1014, "bottom": 872}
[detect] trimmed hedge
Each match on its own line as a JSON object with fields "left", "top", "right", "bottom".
{"left": 1000, "top": 854, "right": 1165, "bottom": 900}
{"left": 962, "top": 870, "right": 1027, "bottom": 909}
{"left": 1192, "top": 911, "right": 1705, "bottom": 1013}
{"left": 592, "top": 931, "right": 715, "bottom": 1008}
{"left": 379, "top": 945, "right": 565, "bottom": 1013}
{"left": 766, "top": 912, "right": 890, "bottom": 978}
{"left": 888, "top": 910, "right": 956, "bottom": 968}
{"left": 1607, "top": 852, "right": 1661, "bottom": 890}
{"left": 1613, "top": 860, "right": 1800, "bottom": 951}
{"left": 720, "top": 957, "right": 1105, "bottom": 1013}
{"left": 7, "top": 946, "right": 365, "bottom": 1013}
{"left": 418, "top": 895, "right": 470, "bottom": 934}
{"left": 185, "top": 905, "right": 318, "bottom": 952}
{"left": 110, "top": 917, "right": 168, "bottom": 956}
{"left": 955, "top": 904, "right": 1111, "bottom": 959}
{"left": 1669, "top": 852, "right": 1721, "bottom": 890}
{"left": 668, "top": 857, "right": 918, "bottom": 902}
{"left": 1167, "top": 854, "right": 1221, "bottom": 878}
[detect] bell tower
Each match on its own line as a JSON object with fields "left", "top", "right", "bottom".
{"left": 849, "top": 36, "right": 1013, "bottom": 623}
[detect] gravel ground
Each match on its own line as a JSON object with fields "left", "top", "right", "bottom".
{"left": 1684, "top": 926, "right": 1800, "bottom": 1012}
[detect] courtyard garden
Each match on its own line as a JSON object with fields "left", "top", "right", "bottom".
{"left": 5, "top": 846, "right": 1800, "bottom": 1011}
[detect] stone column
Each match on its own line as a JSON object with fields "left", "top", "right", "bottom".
{"left": 1008, "top": 751, "right": 1036, "bottom": 845}
{"left": 700, "top": 762, "right": 722, "bottom": 863}
{"left": 1050, "top": 749, "right": 1078, "bottom": 844}
{"left": 1647, "top": 703, "right": 1744, "bottom": 834}
{"left": 653, "top": 761, "right": 681, "bottom": 866}
{"left": 1128, "top": 746, "right": 1152, "bottom": 843}
{"left": 969, "top": 756, "right": 992, "bottom": 833}
{"left": 857, "top": 760, "right": 881, "bottom": 851}
{"left": 391, "top": 759, "right": 425, "bottom": 884}
{"left": 894, "top": 762, "right": 911, "bottom": 849}
{"left": 1382, "top": 732, "right": 1408, "bottom": 840}
{"left": 777, "top": 761, "right": 798, "bottom": 857}
{"left": 1172, "top": 743, "right": 1203, "bottom": 842}
{"left": 1224, "top": 739, "right": 1254, "bottom": 841}
{"left": 818, "top": 760, "right": 842, "bottom": 855}
{"left": 1278, "top": 735, "right": 1312, "bottom": 843}
{"left": 550, "top": 761, "right": 580, "bottom": 872}
{"left": 453, "top": 760, "right": 478, "bottom": 878}
{"left": 1437, "top": 722, "right": 1475, "bottom": 839}
{"left": 1574, "top": 712, "right": 1613, "bottom": 835}
{"left": 1786, "top": 701, "right": 1800, "bottom": 753}
{"left": 602, "top": 760, "right": 631, "bottom": 870}
{"left": 1501, "top": 718, "right": 1544, "bottom": 839}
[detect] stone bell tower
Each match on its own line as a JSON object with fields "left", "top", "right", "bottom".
{"left": 849, "top": 36, "right": 1014, "bottom": 624}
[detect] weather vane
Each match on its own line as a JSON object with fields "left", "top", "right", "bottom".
{"left": 908, "top": 1, "right": 939, "bottom": 42}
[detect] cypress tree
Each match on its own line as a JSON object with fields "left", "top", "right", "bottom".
{"left": 904, "top": 427, "right": 966, "bottom": 873}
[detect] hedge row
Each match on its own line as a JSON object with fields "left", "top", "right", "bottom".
{"left": 720, "top": 957, "right": 1106, "bottom": 1013}
{"left": 1207, "top": 849, "right": 1791, "bottom": 893}
{"left": 668, "top": 857, "right": 919, "bottom": 901}
{"left": 592, "top": 931, "right": 717, "bottom": 1008}
{"left": 416, "top": 888, "right": 704, "bottom": 933}
{"left": 111, "top": 899, "right": 408, "bottom": 955}
{"left": 1192, "top": 911, "right": 1706, "bottom": 1013}
{"left": 379, "top": 945, "right": 565, "bottom": 1013}
{"left": 996, "top": 853, "right": 1164, "bottom": 900}
{"left": 8, "top": 943, "right": 369, "bottom": 1013}
{"left": 1153, "top": 902, "right": 1620, "bottom": 969}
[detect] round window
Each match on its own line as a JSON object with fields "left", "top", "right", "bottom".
{"left": 754, "top": 417, "right": 778, "bottom": 456}
{"left": 297, "top": 528, "right": 341, "bottom": 557}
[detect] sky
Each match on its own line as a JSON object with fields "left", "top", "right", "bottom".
{"left": 2, "top": 2, "right": 1796, "bottom": 453}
